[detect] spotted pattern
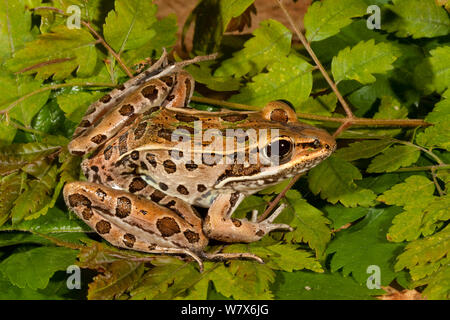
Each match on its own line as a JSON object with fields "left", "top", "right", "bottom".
{"left": 100, "top": 94, "right": 112, "bottom": 103}
{"left": 68, "top": 193, "right": 91, "bottom": 208}
{"left": 79, "top": 120, "right": 91, "bottom": 127}
{"left": 256, "top": 230, "right": 265, "bottom": 237}
{"left": 95, "top": 188, "right": 107, "bottom": 201}
{"left": 156, "top": 217, "right": 181, "bottom": 237}
{"left": 131, "top": 151, "right": 139, "bottom": 160}
{"left": 177, "top": 185, "right": 189, "bottom": 195}
{"left": 197, "top": 184, "right": 207, "bottom": 192}
{"left": 142, "top": 85, "right": 158, "bottom": 101}
{"left": 160, "top": 76, "right": 174, "bottom": 87}
{"left": 159, "top": 182, "right": 168, "bottom": 191}
{"left": 116, "top": 196, "right": 132, "bottom": 218}
{"left": 168, "top": 150, "right": 183, "bottom": 160}
{"left": 103, "top": 145, "right": 113, "bottom": 160}
{"left": 119, "top": 104, "right": 135, "bottom": 116}
{"left": 183, "top": 230, "right": 200, "bottom": 243}
{"left": 220, "top": 114, "right": 248, "bottom": 122}
{"left": 91, "top": 134, "right": 107, "bottom": 145}
{"left": 134, "top": 122, "right": 147, "bottom": 140}
{"left": 175, "top": 114, "right": 199, "bottom": 122}
{"left": 232, "top": 218, "right": 242, "bottom": 227}
{"left": 163, "top": 159, "right": 177, "bottom": 174}
{"left": 270, "top": 109, "right": 289, "bottom": 123}
{"left": 96, "top": 220, "right": 111, "bottom": 234}
{"left": 158, "top": 128, "right": 173, "bottom": 141}
{"left": 81, "top": 207, "right": 93, "bottom": 220}
{"left": 150, "top": 189, "right": 166, "bottom": 203}
{"left": 146, "top": 153, "right": 157, "bottom": 168}
{"left": 129, "top": 177, "right": 147, "bottom": 193}
{"left": 118, "top": 132, "right": 128, "bottom": 155}
{"left": 123, "top": 233, "right": 136, "bottom": 248}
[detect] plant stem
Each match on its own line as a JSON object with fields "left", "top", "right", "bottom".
{"left": 392, "top": 164, "right": 450, "bottom": 173}
{"left": 275, "top": 0, "right": 354, "bottom": 119}
{"left": 191, "top": 96, "right": 430, "bottom": 127}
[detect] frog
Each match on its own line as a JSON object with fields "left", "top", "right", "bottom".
{"left": 63, "top": 51, "right": 336, "bottom": 271}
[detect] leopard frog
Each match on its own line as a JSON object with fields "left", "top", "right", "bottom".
{"left": 63, "top": 52, "right": 336, "bottom": 271}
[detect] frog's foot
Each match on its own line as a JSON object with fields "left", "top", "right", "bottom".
{"left": 204, "top": 193, "right": 293, "bottom": 243}
{"left": 251, "top": 204, "right": 294, "bottom": 233}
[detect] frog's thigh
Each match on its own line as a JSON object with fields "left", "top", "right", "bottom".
{"left": 63, "top": 181, "right": 208, "bottom": 255}
{"left": 203, "top": 192, "right": 291, "bottom": 243}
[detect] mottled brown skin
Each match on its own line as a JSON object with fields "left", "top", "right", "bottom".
{"left": 63, "top": 53, "right": 336, "bottom": 271}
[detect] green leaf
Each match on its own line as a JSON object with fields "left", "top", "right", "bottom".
{"left": 415, "top": 264, "right": 450, "bottom": 300}
{"left": 0, "top": 0, "right": 36, "bottom": 62}
{"left": 5, "top": 25, "right": 98, "bottom": 80}
{"left": 88, "top": 260, "right": 145, "bottom": 300}
{"left": 229, "top": 53, "right": 313, "bottom": 107}
{"left": 185, "top": 62, "right": 241, "bottom": 92}
{"left": 274, "top": 271, "right": 383, "bottom": 300}
{"left": 214, "top": 19, "right": 292, "bottom": 77}
{"left": 281, "top": 190, "right": 331, "bottom": 257}
{"left": 377, "top": 175, "right": 436, "bottom": 208}
{"left": 57, "top": 90, "right": 105, "bottom": 123}
{"left": 323, "top": 205, "right": 372, "bottom": 230}
{"left": 415, "top": 46, "right": 450, "bottom": 94}
{"left": 0, "top": 246, "right": 78, "bottom": 290}
{"left": 0, "top": 70, "right": 50, "bottom": 126}
{"left": 0, "top": 142, "right": 60, "bottom": 175}
{"left": 335, "top": 139, "right": 393, "bottom": 162}
{"left": 308, "top": 156, "right": 377, "bottom": 207}
{"left": 103, "top": 0, "right": 157, "bottom": 53}
{"left": 295, "top": 93, "right": 337, "bottom": 116}
{"left": 304, "top": 0, "right": 367, "bottom": 42}
{"left": 0, "top": 272, "right": 58, "bottom": 300}
{"left": 383, "top": 0, "right": 450, "bottom": 39}
{"left": 367, "top": 145, "right": 421, "bottom": 173}
{"left": 326, "top": 207, "right": 405, "bottom": 285}
{"left": 332, "top": 40, "right": 400, "bottom": 84}
{"left": 0, "top": 172, "right": 25, "bottom": 226}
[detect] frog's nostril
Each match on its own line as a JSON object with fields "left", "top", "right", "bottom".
{"left": 325, "top": 144, "right": 331, "bottom": 150}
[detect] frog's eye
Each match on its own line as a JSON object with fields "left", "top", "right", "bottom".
{"left": 264, "top": 137, "right": 293, "bottom": 165}
{"left": 262, "top": 101, "right": 297, "bottom": 123}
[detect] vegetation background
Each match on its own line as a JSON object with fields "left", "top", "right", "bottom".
{"left": 0, "top": 0, "right": 448, "bottom": 300}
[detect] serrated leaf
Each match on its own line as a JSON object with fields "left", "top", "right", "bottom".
{"left": 415, "top": 264, "right": 450, "bottom": 300}
{"left": 280, "top": 190, "right": 331, "bottom": 257}
{"left": 304, "top": 0, "right": 367, "bottom": 42}
{"left": 229, "top": 53, "right": 313, "bottom": 107}
{"left": 88, "top": 260, "right": 144, "bottom": 300}
{"left": 185, "top": 62, "right": 241, "bottom": 92}
{"left": 0, "top": 70, "right": 51, "bottom": 126}
{"left": 6, "top": 25, "right": 98, "bottom": 80}
{"left": 326, "top": 207, "right": 405, "bottom": 285}
{"left": 335, "top": 139, "right": 392, "bottom": 162}
{"left": 368, "top": 145, "right": 421, "bottom": 173}
{"left": 274, "top": 271, "right": 383, "bottom": 300}
{"left": 0, "top": 172, "right": 25, "bottom": 226}
{"left": 383, "top": 0, "right": 450, "bottom": 39}
{"left": 415, "top": 46, "right": 450, "bottom": 94}
{"left": 308, "top": 156, "right": 377, "bottom": 207}
{"left": 395, "top": 224, "right": 450, "bottom": 281}
{"left": 323, "top": 205, "right": 372, "bottom": 230}
{"left": 0, "top": 142, "right": 60, "bottom": 175}
{"left": 0, "top": 0, "right": 36, "bottom": 62}
{"left": 103, "top": 0, "right": 157, "bottom": 53}
{"left": 377, "top": 175, "right": 436, "bottom": 208}
{"left": 215, "top": 19, "right": 292, "bottom": 77}
{"left": 0, "top": 246, "right": 78, "bottom": 290}
{"left": 332, "top": 40, "right": 400, "bottom": 84}
{"left": 0, "top": 272, "right": 58, "bottom": 300}
{"left": 295, "top": 93, "right": 337, "bottom": 116}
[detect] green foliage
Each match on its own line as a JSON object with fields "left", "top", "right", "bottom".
{"left": 0, "top": 0, "right": 448, "bottom": 300}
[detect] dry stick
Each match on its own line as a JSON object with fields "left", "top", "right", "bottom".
{"left": 275, "top": 0, "right": 354, "bottom": 119}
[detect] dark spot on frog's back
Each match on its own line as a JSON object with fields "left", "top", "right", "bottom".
{"left": 91, "top": 134, "right": 107, "bottom": 145}
{"left": 119, "top": 104, "right": 135, "bottom": 116}
{"left": 118, "top": 132, "right": 129, "bottom": 155}
{"left": 116, "top": 196, "right": 132, "bottom": 218}
{"left": 68, "top": 193, "right": 91, "bottom": 208}
{"left": 96, "top": 220, "right": 111, "bottom": 234}
{"left": 146, "top": 153, "right": 157, "bottom": 168}
{"left": 160, "top": 75, "right": 174, "bottom": 87}
{"left": 177, "top": 185, "right": 189, "bottom": 195}
{"left": 95, "top": 188, "right": 106, "bottom": 201}
{"left": 270, "top": 109, "right": 289, "bottom": 123}
{"left": 141, "top": 85, "right": 158, "bottom": 101}
{"left": 159, "top": 182, "right": 168, "bottom": 191}
{"left": 184, "top": 230, "right": 200, "bottom": 243}
{"left": 134, "top": 122, "right": 147, "bottom": 140}
{"left": 131, "top": 150, "right": 139, "bottom": 160}
{"left": 157, "top": 128, "right": 173, "bottom": 141}
{"left": 150, "top": 189, "right": 166, "bottom": 203}
{"left": 129, "top": 177, "right": 147, "bottom": 193}
{"left": 79, "top": 120, "right": 91, "bottom": 127}
{"left": 103, "top": 145, "right": 113, "bottom": 160}
{"left": 175, "top": 114, "right": 199, "bottom": 122}
{"left": 197, "top": 184, "right": 207, "bottom": 192}
{"left": 123, "top": 233, "right": 136, "bottom": 248}
{"left": 163, "top": 159, "right": 177, "bottom": 174}
{"left": 156, "top": 217, "right": 181, "bottom": 237}
{"left": 100, "top": 94, "right": 112, "bottom": 103}
{"left": 220, "top": 114, "right": 248, "bottom": 122}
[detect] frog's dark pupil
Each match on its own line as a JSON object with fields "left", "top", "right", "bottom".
{"left": 266, "top": 139, "right": 292, "bottom": 159}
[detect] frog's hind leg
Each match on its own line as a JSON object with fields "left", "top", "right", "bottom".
{"left": 201, "top": 252, "right": 264, "bottom": 264}
{"left": 63, "top": 181, "right": 208, "bottom": 271}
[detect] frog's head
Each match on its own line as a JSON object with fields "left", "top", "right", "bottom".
{"left": 215, "top": 101, "right": 336, "bottom": 191}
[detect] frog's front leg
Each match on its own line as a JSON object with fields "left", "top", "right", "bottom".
{"left": 63, "top": 181, "right": 208, "bottom": 270}
{"left": 203, "top": 192, "right": 293, "bottom": 243}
